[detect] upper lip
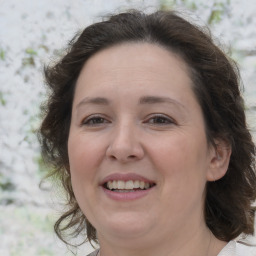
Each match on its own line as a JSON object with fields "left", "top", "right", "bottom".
{"left": 100, "top": 173, "right": 156, "bottom": 186}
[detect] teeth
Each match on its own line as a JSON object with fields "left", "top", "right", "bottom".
{"left": 108, "top": 181, "right": 113, "bottom": 190}
{"left": 106, "top": 180, "right": 152, "bottom": 190}
{"left": 134, "top": 180, "right": 140, "bottom": 188}
{"left": 125, "top": 180, "right": 134, "bottom": 189}
{"left": 117, "top": 180, "right": 125, "bottom": 189}
{"left": 145, "top": 182, "right": 150, "bottom": 189}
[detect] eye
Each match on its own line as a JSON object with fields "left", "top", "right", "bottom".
{"left": 81, "top": 115, "right": 110, "bottom": 126}
{"left": 145, "top": 114, "right": 176, "bottom": 126}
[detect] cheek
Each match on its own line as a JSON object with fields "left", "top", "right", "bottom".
{"left": 68, "top": 133, "right": 103, "bottom": 174}
{"left": 153, "top": 139, "right": 208, "bottom": 220}
{"left": 68, "top": 136, "right": 99, "bottom": 211}
{"left": 68, "top": 132, "right": 109, "bottom": 203}
{"left": 68, "top": 134, "right": 100, "bottom": 203}
{"left": 149, "top": 134, "right": 208, "bottom": 189}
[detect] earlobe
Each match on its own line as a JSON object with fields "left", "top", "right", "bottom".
{"left": 207, "top": 139, "right": 232, "bottom": 182}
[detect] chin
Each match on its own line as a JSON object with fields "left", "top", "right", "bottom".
{"left": 96, "top": 212, "right": 154, "bottom": 240}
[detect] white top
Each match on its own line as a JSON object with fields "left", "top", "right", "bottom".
{"left": 218, "top": 240, "right": 256, "bottom": 256}
{"left": 87, "top": 241, "right": 256, "bottom": 256}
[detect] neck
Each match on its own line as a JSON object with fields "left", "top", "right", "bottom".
{"left": 97, "top": 226, "right": 227, "bottom": 256}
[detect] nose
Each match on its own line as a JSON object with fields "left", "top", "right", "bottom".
{"left": 106, "top": 122, "right": 144, "bottom": 163}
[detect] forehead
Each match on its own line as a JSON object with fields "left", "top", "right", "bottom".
{"left": 76, "top": 42, "right": 193, "bottom": 94}
{"left": 83, "top": 42, "right": 188, "bottom": 71}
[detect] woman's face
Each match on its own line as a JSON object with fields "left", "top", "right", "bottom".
{"left": 68, "top": 43, "right": 216, "bottom": 245}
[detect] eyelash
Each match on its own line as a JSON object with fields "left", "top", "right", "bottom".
{"left": 81, "top": 114, "right": 176, "bottom": 127}
{"left": 145, "top": 114, "right": 176, "bottom": 126}
{"left": 81, "top": 115, "right": 110, "bottom": 126}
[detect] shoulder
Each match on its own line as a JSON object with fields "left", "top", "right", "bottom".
{"left": 218, "top": 240, "right": 256, "bottom": 256}
{"left": 237, "top": 242, "right": 256, "bottom": 256}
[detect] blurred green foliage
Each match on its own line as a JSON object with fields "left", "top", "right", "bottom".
{"left": 208, "top": 1, "right": 230, "bottom": 25}
{"left": 1, "top": 206, "right": 56, "bottom": 256}
{"left": 0, "top": 173, "right": 15, "bottom": 192}
{"left": 22, "top": 56, "right": 35, "bottom": 67}
{"left": 25, "top": 48, "right": 37, "bottom": 55}
{"left": 159, "top": 0, "right": 197, "bottom": 11}
{"left": 22, "top": 47, "right": 37, "bottom": 67}
{"left": 35, "top": 154, "right": 50, "bottom": 176}
{"left": 0, "top": 91, "right": 6, "bottom": 106}
{"left": 0, "top": 48, "right": 5, "bottom": 60}
{"left": 159, "top": 0, "right": 231, "bottom": 25}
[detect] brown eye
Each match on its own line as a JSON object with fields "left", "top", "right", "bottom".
{"left": 147, "top": 114, "right": 175, "bottom": 125}
{"left": 82, "top": 115, "right": 110, "bottom": 126}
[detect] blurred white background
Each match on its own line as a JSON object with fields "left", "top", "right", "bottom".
{"left": 0, "top": 0, "right": 255, "bottom": 255}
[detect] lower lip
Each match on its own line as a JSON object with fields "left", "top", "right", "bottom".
{"left": 102, "top": 186, "right": 154, "bottom": 201}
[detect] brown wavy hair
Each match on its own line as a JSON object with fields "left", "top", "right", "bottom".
{"left": 38, "top": 10, "right": 256, "bottom": 245}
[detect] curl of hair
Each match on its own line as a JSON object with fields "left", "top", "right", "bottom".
{"left": 38, "top": 10, "right": 256, "bottom": 245}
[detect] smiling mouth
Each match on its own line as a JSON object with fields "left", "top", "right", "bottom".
{"left": 103, "top": 180, "right": 156, "bottom": 192}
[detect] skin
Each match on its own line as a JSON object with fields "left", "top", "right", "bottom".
{"left": 68, "top": 43, "right": 230, "bottom": 256}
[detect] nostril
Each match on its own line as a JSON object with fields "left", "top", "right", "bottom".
{"left": 107, "top": 154, "right": 139, "bottom": 162}
{"left": 109, "top": 155, "right": 117, "bottom": 160}
{"left": 106, "top": 139, "right": 144, "bottom": 162}
{"left": 128, "top": 155, "right": 136, "bottom": 159}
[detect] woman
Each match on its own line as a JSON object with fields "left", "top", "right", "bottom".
{"left": 39, "top": 10, "right": 256, "bottom": 256}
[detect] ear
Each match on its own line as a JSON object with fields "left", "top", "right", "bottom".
{"left": 206, "top": 139, "right": 231, "bottom": 181}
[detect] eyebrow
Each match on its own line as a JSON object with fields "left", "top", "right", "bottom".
{"left": 139, "top": 96, "right": 185, "bottom": 109}
{"left": 76, "top": 95, "right": 185, "bottom": 109}
{"left": 76, "top": 97, "right": 110, "bottom": 109}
